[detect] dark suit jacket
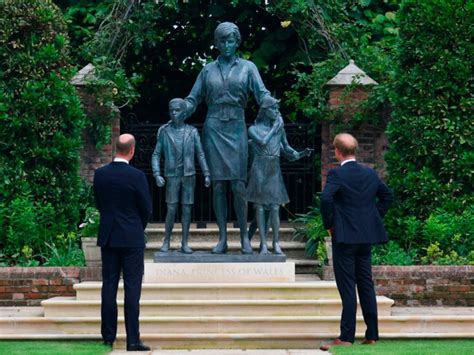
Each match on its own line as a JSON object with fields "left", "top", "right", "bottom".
{"left": 93, "top": 162, "right": 152, "bottom": 248}
{"left": 320, "top": 161, "right": 393, "bottom": 244}
{"left": 151, "top": 123, "right": 210, "bottom": 177}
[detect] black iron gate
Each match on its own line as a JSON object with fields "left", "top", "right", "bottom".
{"left": 124, "top": 117, "right": 320, "bottom": 223}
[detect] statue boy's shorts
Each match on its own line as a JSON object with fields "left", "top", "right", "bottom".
{"left": 166, "top": 176, "right": 196, "bottom": 204}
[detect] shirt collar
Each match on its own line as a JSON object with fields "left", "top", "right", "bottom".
{"left": 113, "top": 157, "right": 129, "bottom": 164}
{"left": 341, "top": 158, "right": 356, "bottom": 166}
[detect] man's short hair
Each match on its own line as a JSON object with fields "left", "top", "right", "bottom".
{"left": 333, "top": 133, "right": 358, "bottom": 156}
{"left": 116, "top": 134, "right": 135, "bottom": 155}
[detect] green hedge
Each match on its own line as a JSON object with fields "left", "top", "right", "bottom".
{"left": 384, "top": 0, "right": 473, "bottom": 264}
{"left": 0, "top": 0, "right": 86, "bottom": 265}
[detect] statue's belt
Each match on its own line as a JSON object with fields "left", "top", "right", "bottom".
{"left": 207, "top": 105, "right": 245, "bottom": 121}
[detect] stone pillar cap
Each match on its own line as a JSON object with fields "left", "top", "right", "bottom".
{"left": 326, "top": 59, "right": 378, "bottom": 86}
{"left": 70, "top": 63, "right": 96, "bottom": 86}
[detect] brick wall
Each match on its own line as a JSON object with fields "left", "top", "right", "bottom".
{"left": 0, "top": 267, "right": 80, "bottom": 306}
{"left": 1, "top": 266, "right": 472, "bottom": 307}
{"left": 323, "top": 265, "right": 474, "bottom": 307}
{"left": 321, "top": 85, "right": 389, "bottom": 187}
{"left": 76, "top": 88, "right": 120, "bottom": 183}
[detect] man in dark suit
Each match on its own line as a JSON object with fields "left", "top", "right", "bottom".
{"left": 319, "top": 133, "right": 393, "bottom": 351}
{"left": 93, "top": 134, "right": 152, "bottom": 351}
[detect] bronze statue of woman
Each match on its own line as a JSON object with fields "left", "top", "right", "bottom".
{"left": 184, "top": 22, "right": 271, "bottom": 254}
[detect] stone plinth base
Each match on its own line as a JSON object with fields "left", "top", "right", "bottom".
{"left": 144, "top": 262, "right": 295, "bottom": 283}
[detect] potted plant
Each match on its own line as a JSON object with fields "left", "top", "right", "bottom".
{"left": 79, "top": 207, "right": 101, "bottom": 266}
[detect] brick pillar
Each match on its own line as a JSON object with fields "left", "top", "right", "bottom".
{"left": 76, "top": 89, "right": 120, "bottom": 183}
{"left": 321, "top": 60, "right": 388, "bottom": 187}
{"left": 71, "top": 64, "right": 120, "bottom": 183}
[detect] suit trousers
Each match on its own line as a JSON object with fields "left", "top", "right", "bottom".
{"left": 101, "top": 247, "right": 144, "bottom": 345}
{"left": 332, "top": 242, "right": 379, "bottom": 343}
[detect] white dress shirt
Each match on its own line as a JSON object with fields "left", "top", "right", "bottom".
{"left": 341, "top": 158, "right": 356, "bottom": 166}
{"left": 113, "top": 157, "right": 129, "bottom": 164}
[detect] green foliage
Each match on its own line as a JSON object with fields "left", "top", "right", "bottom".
{"left": 62, "top": 1, "right": 148, "bottom": 147}
{"left": 330, "top": 339, "right": 474, "bottom": 355}
{"left": 383, "top": 0, "right": 473, "bottom": 265}
{"left": 43, "top": 232, "right": 85, "bottom": 266}
{"left": 79, "top": 207, "right": 100, "bottom": 238}
{"left": 386, "top": 0, "right": 473, "bottom": 218}
{"left": 84, "top": 57, "right": 141, "bottom": 147}
{"left": 293, "top": 199, "right": 329, "bottom": 263}
{"left": 0, "top": 340, "right": 111, "bottom": 355}
{"left": 268, "top": 0, "right": 399, "bottom": 124}
{"left": 0, "top": 0, "right": 86, "bottom": 265}
{"left": 372, "top": 241, "right": 414, "bottom": 265}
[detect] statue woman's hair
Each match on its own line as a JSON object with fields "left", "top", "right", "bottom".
{"left": 214, "top": 22, "right": 241, "bottom": 46}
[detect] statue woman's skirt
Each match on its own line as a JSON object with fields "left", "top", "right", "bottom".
{"left": 202, "top": 117, "right": 248, "bottom": 181}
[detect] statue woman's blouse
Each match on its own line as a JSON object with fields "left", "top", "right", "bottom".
{"left": 185, "top": 56, "right": 270, "bottom": 120}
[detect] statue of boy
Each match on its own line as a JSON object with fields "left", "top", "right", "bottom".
{"left": 151, "top": 98, "right": 211, "bottom": 253}
{"left": 247, "top": 96, "right": 313, "bottom": 254}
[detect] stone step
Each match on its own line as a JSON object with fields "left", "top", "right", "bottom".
{"left": 74, "top": 281, "right": 339, "bottom": 301}
{"left": 1, "top": 315, "right": 472, "bottom": 337}
{"left": 41, "top": 296, "right": 394, "bottom": 317}
{"left": 145, "top": 241, "right": 308, "bottom": 260}
{"left": 290, "top": 259, "right": 320, "bottom": 274}
{"left": 145, "top": 226, "right": 300, "bottom": 243}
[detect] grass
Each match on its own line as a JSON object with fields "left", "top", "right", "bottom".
{"left": 0, "top": 341, "right": 110, "bottom": 355}
{"left": 330, "top": 339, "right": 474, "bottom": 354}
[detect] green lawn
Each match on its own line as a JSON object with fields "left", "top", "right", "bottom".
{"left": 330, "top": 339, "right": 474, "bottom": 354}
{"left": 0, "top": 341, "right": 110, "bottom": 355}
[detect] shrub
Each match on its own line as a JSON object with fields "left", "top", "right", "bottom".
{"left": 0, "top": 0, "right": 86, "bottom": 265}
{"left": 384, "top": 0, "right": 473, "bottom": 264}
{"left": 386, "top": 0, "right": 473, "bottom": 217}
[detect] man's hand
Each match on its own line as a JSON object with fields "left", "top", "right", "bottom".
{"left": 204, "top": 175, "right": 211, "bottom": 188}
{"left": 155, "top": 175, "right": 165, "bottom": 187}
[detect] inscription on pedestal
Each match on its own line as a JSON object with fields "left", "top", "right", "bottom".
{"left": 144, "top": 262, "right": 295, "bottom": 283}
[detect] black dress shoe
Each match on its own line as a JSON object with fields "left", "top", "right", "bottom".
{"left": 126, "top": 341, "right": 151, "bottom": 351}
{"left": 103, "top": 341, "right": 113, "bottom": 347}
